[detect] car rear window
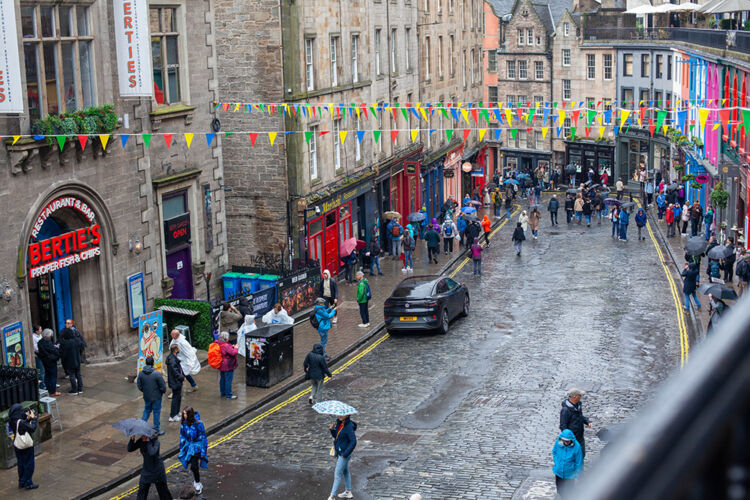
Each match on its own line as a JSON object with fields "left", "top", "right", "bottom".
{"left": 391, "top": 280, "right": 436, "bottom": 298}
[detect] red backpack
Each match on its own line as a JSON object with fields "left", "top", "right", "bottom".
{"left": 207, "top": 342, "right": 222, "bottom": 369}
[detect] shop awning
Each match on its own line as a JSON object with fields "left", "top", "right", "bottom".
{"left": 157, "top": 305, "right": 201, "bottom": 317}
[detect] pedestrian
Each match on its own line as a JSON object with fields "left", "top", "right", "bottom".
{"left": 128, "top": 432, "right": 172, "bottom": 500}
{"left": 441, "top": 216, "right": 458, "bottom": 254}
{"left": 483, "top": 187, "right": 491, "bottom": 207}
{"left": 424, "top": 223, "right": 441, "bottom": 264}
{"left": 470, "top": 238, "right": 483, "bottom": 276}
{"left": 707, "top": 293, "right": 729, "bottom": 333}
{"left": 547, "top": 195, "right": 559, "bottom": 225}
{"left": 519, "top": 210, "right": 529, "bottom": 237}
{"left": 166, "top": 345, "right": 185, "bottom": 423}
{"left": 504, "top": 195, "right": 513, "bottom": 220}
{"left": 457, "top": 214, "right": 468, "bottom": 247}
{"left": 218, "top": 303, "right": 242, "bottom": 334}
{"left": 31, "top": 325, "right": 45, "bottom": 390}
{"left": 367, "top": 237, "right": 383, "bottom": 276}
{"left": 736, "top": 252, "right": 750, "bottom": 296}
{"left": 236, "top": 297, "right": 252, "bottom": 329}
{"left": 610, "top": 207, "right": 620, "bottom": 238}
{"left": 574, "top": 194, "right": 584, "bottom": 224}
{"left": 387, "top": 218, "right": 403, "bottom": 258}
{"left": 179, "top": 407, "right": 208, "bottom": 495}
{"left": 137, "top": 356, "right": 167, "bottom": 435}
{"left": 9, "top": 403, "right": 38, "bottom": 490}
{"left": 645, "top": 180, "right": 654, "bottom": 206}
{"left": 565, "top": 194, "right": 574, "bottom": 224}
{"left": 313, "top": 298, "right": 337, "bottom": 359}
{"left": 600, "top": 169, "right": 609, "bottom": 186}
{"left": 466, "top": 220, "right": 481, "bottom": 248}
{"left": 37, "top": 329, "right": 61, "bottom": 396}
{"left": 616, "top": 177, "right": 625, "bottom": 200}
{"left": 179, "top": 485, "right": 197, "bottom": 500}
{"left": 59, "top": 325, "right": 83, "bottom": 395}
{"left": 666, "top": 204, "right": 676, "bottom": 237}
{"left": 345, "top": 250, "right": 359, "bottom": 284}
{"left": 481, "top": 214, "right": 492, "bottom": 246}
{"left": 402, "top": 228, "right": 415, "bottom": 271}
{"left": 512, "top": 222, "right": 526, "bottom": 256}
{"left": 559, "top": 388, "right": 593, "bottom": 456}
{"left": 236, "top": 314, "right": 257, "bottom": 359}
{"left": 704, "top": 205, "right": 714, "bottom": 241}
{"left": 529, "top": 207, "right": 541, "bottom": 239}
{"left": 689, "top": 201, "right": 703, "bottom": 237}
{"left": 327, "top": 414, "right": 358, "bottom": 500}
{"left": 64, "top": 319, "right": 88, "bottom": 364}
{"left": 319, "top": 270, "right": 339, "bottom": 324}
{"left": 681, "top": 262, "right": 702, "bottom": 312}
{"left": 656, "top": 192, "right": 666, "bottom": 219}
{"left": 681, "top": 201, "right": 690, "bottom": 236}
{"left": 619, "top": 207, "right": 630, "bottom": 241}
{"left": 355, "top": 271, "right": 371, "bottom": 327}
{"left": 582, "top": 198, "right": 592, "bottom": 227}
{"left": 216, "top": 332, "right": 238, "bottom": 399}
{"left": 304, "top": 343, "right": 331, "bottom": 405}
{"left": 708, "top": 258, "right": 721, "bottom": 283}
{"left": 493, "top": 189, "right": 503, "bottom": 217}
{"left": 592, "top": 192, "right": 603, "bottom": 224}
{"left": 169, "top": 329, "right": 200, "bottom": 392}
{"left": 552, "top": 429, "right": 583, "bottom": 498}
{"left": 635, "top": 208, "right": 647, "bottom": 241}
{"left": 706, "top": 235, "right": 719, "bottom": 282}
{"left": 261, "top": 303, "right": 294, "bottom": 325}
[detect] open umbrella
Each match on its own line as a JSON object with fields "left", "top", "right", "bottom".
{"left": 564, "top": 164, "right": 577, "bottom": 175}
{"left": 462, "top": 213, "right": 480, "bottom": 222}
{"left": 461, "top": 206, "right": 477, "bottom": 214}
{"left": 566, "top": 189, "right": 579, "bottom": 195}
{"left": 504, "top": 178, "right": 519, "bottom": 185}
{"left": 444, "top": 199, "right": 458, "bottom": 209}
{"left": 383, "top": 211, "right": 401, "bottom": 220}
{"left": 517, "top": 173, "right": 530, "bottom": 179}
{"left": 604, "top": 198, "right": 622, "bottom": 206}
{"left": 469, "top": 200, "right": 483, "bottom": 207}
{"left": 698, "top": 283, "right": 739, "bottom": 301}
{"left": 407, "top": 212, "right": 426, "bottom": 222}
{"left": 620, "top": 202, "right": 636, "bottom": 210}
{"left": 685, "top": 236, "right": 709, "bottom": 256}
{"left": 707, "top": 245, "right": 734, "bottom": 260}
{"left": 113, "top": 418, "right": 155, "bottom": 438}
{"left": 667, "top": 182, "right": 681, "bottom": 192}
{"left": 312, "top": 400, "right": 358, "bottom": 416}
{"left": 339, "top": 237, "right": 360, "bottom": 257}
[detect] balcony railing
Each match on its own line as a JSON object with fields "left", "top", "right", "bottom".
{"left": 572, "top": 297, "right": 750, "bottom": 499}
{"left": 583, "top": 27, "right": 750, "bottom": 55}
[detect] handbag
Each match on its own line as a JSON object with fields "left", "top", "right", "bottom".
{"left": 329, "top": 425, "right": 343, "bottom": 457}
{"left": 14, "top": 420, "right": 33, "bottom": 450}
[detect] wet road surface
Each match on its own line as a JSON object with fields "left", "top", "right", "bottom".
{"left": 111, "top": 212, "right": 682, "bottom": 499}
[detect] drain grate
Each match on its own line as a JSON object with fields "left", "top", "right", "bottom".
{"left": 75, "top": 452, "right": 122, "bottom": 466}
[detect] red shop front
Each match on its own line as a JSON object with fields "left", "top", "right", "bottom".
{"left": 388, "top": 160, "right": 421, "bottom": 219}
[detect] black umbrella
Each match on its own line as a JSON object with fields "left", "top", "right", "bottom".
{"left": 113, "top": 418, "right": 155, "bottom": 438}
{"left": 603, "top": 198, "right": 622, "bottom": 206}
{"left": 407, "top": 212, "right": 426, "bottom": 223}
{"left": 462, "top": 213, "right": 479, "bottom": 222}
{"left": 620, "top": 202, "right": 636, "bottom": 210}
{"left": 707, "top": 245, "right": 733, "bottom": 260}
{"left": 565, "top": 164, "right": 577, "bottom": 175}
{"left": 698, "top": 283, "right": 739, "bottom": 301}
{"left": 667, "top": 182, "right": 681, "bottom": 192}
{"left": 442, "top": 200, "right": 458, "bottom": 211}
{"left": 566, "top": 189, "right": 578, "bottom": 195}
{"left": 685, "top": 236, "right": 709, "bottom": 256}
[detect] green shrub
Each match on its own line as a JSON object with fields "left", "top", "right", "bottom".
{"left": 710, "top": 182, "right": 729, "bottom": 209}
{"left": 30, "top": 104, "right": 119, "bottom": 149}
{"left": 153, "top": 298, "right": 214, "bottom": 351}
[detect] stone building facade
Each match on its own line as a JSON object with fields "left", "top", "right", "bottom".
{"left": 0, "top": 0, "right": 226, "bottom": 362}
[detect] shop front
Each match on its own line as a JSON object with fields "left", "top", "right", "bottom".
{"left": 565, "top": 141, "right": 615, "bottom": 186}
{"left": 442, "top": 144, "right": 464, "bottom": 204}
{"left": 501, "top": 148, "right": 552, "bottom": 176}
{"left": 462, "top": 145, "right": 489, "bottom": 198}
{"left": 616, "top": 130, "right": 670, "bottom": 187}
{"left": 421, "top": 161, "right": 444, "bottom": 221}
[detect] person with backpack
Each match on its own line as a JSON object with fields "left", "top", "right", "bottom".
{"left": 402, "top": 229, "right": 415, "bottom": 272}
{"left": 311, "top": 298, "right": 337, "bottom": 359}
{"left": 635, "top": 208, "right": 647, "bottom": 241}
{"left": 388, "top": 219, "right": 403, "bottom": 258}
{"left": 304, "top": 343, "right": 331, "bottom": 405}
{"left": 547, "top": 195, "right": 559, "bottom": 226}
{"left": 565, "top": 194, "right": 575, "bottom": 224}
{"left": 319, "top": 270, "right": 338, "bottom": 324}
{"left": 512, "top": 222, "right": 526, "bottom": 256}
{"left": 493, "top": 189, "right": 503, "bottom": 217}
{"left": 214, "top": 332, "right": 238, "bottom": 400}
{"left": 618, "top": 208, "right": 630, "bottom": 241}
{"left": 441, "top": 216, "right": 458, "bottom": 254}
{"left": 355, "top": 271, "right": 371, "bottom": 327}
{"left": 166, "top": 344, "right": 185, "bottom": 423}
{"left": 470, "top": 238, "right": 483, "bottom": 276}
{"left": 367, "top": 237, "right": 383, "bottom": 276}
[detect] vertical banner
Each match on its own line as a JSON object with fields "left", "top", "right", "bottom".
{"left": 0, "top": 0, "right": 24, "bottom": 113}
{"left": 113, "top": 0, "right": 153, "bottom": 97}
{"left": 138, "top": 311, "right": 164, "bottom": 374}
{"left": 2, "top": 322, "right": 25, "bottom": 367}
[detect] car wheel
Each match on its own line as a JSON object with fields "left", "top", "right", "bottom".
{"left": 439, "top": 309, "right": 450, "bottom": 334}
{"left": 461, "top": 293, "right": 470, "bottom": 317}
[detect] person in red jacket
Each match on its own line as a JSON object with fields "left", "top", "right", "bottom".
{"left": 217, "top": 332, "right": 239, "bottom": 400}
{"left": 666, "top": 204, "right": 676, "bottom": 238}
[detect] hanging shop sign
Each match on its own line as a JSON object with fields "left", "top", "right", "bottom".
{"left": 2, "top": 322, "right": 25, "bottom": 367}
{"left": 470, "top": 168, "right": 485, "bottom": 177}
{"left": 113, "top": 0, "right": 153, "bottom": 97}
{"left": 28, "top": 225, "right": 101, "bottom": 279}
{"left": 0, "top": 0, "right": 24, "bottom": 113}
{"left": 164, "top": 213, "right": 191, "bottom": 249}
{"left": 696, "top": 174, "right": 710, "bottom": 184}
{"left": 443, "top": 169, "right": 455, "bottom": 178}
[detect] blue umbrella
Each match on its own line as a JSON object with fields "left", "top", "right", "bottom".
{"left": 461, "top": 206, "right": 477, "bottom": 213}
{"left": 517, "top": 173, "right": 530, "bottom": 179}
{"left": 407, "top": 212, "right": 426, "bottom": 222}
{"left": 504, "top": 179, "right": 519, "bottom": 185}
{"left": 312, "top": 400, "right": 359, "bottom": 416}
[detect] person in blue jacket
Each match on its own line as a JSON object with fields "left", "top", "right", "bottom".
{"left": 552, "top": 429, "right": 584, "bottom": 497}
{"left": 313, "top": 298, "right": 337, "bottom": 359}
{"left": 179, "top": 407, "right": 208, "bottom": 495}
{"left": 328, "top": 415, "right": 358, "bottom": 500}
{"left": 656, "top": 192, "right": 667, "bottom": 219}
{"left": 456, "top": 215, "right": 468, "bottom": 248}
{"left": 635, "top": 208, "right": 647, "bottom": 241}
{"left": 619, "top": 208, "right": 630, "bottom": 241}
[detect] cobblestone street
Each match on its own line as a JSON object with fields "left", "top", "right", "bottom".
{"left": 111, "top": 210, "right": 683, "bottom": 500}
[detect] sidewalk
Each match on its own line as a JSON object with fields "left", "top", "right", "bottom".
{"left": 0, "top": 209, "right": 497, "bottom": 500}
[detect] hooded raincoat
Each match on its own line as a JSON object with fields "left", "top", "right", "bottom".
{"left": 236, "top": 314, "right": 257, "bottom": 357}
{"left": 552, "top": 429, "right": 584, "bottom": 479}
{"left": 179, "top": 412, "right": 208, "bottom": 470}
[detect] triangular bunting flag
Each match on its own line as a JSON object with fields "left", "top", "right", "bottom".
{"left": 410, "top": 129, "right": 418, "bottom": 143}
{"left": 338, "top": 130, "right": 347, "bottom": 144}
{"left": 510, "top": 128, "right": 517, "bottom": 140}
{"left": 620, "top": 109, "right": 631, "bottom": 126}
{"left": 206, "top": 133, "right": 215, "bottom": 147}
{"left": 99, "top": 134, "right": 110, "bottom": 150}
{"left": 184, "top": 133, "right": 194, "bottom": 149}
{"left": 655, "top": 110, "right": 667, "bottom": 132}
{"left": 269, "top": 132, "right": 278, "bottom": 146}
{"left": 494, "top": 128, "right": 502, "bottom": 141}
{"left": 698, "top": 108, "right": 709, "bottom": 132}
{"left": 373, "top": 130, "right": 381, "bottom": 143}
{"left": 12, "top": 135, "right": 20, "bottom": 145}
{"left": 542, "top": 127, "right": 548, "bottom": 139}
{"left": 445, "top": 129, "right": 454, "bottom": 141}
{"left": 163, "top": 134, "right": 173, "bottom": 149}
{"left": 598, "top": 126, "right": 605, "bottom": 138}
{"left": 478, "top": 129, "right": 486, "bottom": 141}
{"left": 56, "top": 136, "right": 66, "bottom": 151}
{"left": 249, "top": 132, "right": 258, "bottom": 146}
{"left": 120, "top": 134, "right": 130, "bottom": 148}
{"left": 356, "top": 131, "right": 365, "bottom": 143}
{"left": 78, "top": 135, "right": 88, "bottom": 151}
{"left": 743, "top": 109, "right": 750, "bottom": 133}
{"left": 390, "top": 130, "right": 399, "bottom": 144}
{"left": 142, "top": 134, "right": 152, "bottom": 149}
{"left": 462, "top": 129, "right": 470, "bottom": 142}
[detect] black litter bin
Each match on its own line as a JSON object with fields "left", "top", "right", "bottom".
{"left": 245, "top": 324, "right": 294, "bottom": 388}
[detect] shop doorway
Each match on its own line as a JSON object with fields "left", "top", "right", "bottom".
{"left": 324, "top": 210, "right": 339, "bottom": 274}
{"left": 166, "top": 246, "right": 194, "bottom": 299}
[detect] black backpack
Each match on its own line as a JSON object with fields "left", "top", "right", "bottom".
{"left": 310, "top": 308, "right": 321, "bottom": 329}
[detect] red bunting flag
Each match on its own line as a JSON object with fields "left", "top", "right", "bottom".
{"left": 391, "top": 130, "right": 399, "bottom": 144}
{"left": 78, "top": 135, "right": 88, "bottom": 151}
{"left": 463, "top": 129, "right": 470, "bottom": 141}
{"left": 572, "top": 110, "right": 580, "bottom": 126}
{"left": 319, "top": 130, "right": 330, "bottom": 136}
{"left": 164, "top": 134, "right": 173, "bottom": 149}
{"left": 249, "top": 132, "right": 258, "bottom": 146}
{"left": 471, "top": 109, "right": 478, "bottom": 125}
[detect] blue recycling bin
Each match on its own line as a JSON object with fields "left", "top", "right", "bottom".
{"left": 222, "top": 272, "right": 244, "bottom": 300}
{"left": 256, "top": 274, "right": 279, "bottom": 291}
{"left": 240, "top": 273, "right": 260, "bottom": 294}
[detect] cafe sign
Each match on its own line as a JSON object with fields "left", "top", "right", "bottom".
{"left": 306, "top": 180, "right": 372, "bottom": 218}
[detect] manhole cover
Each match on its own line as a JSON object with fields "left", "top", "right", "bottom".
{"left": 98, "top": 441, "right": 126, "bottom": 455}
{"left": 75, "top": 452, "right": 122, "bottom": 466}
{"left": 360, "top": 431, "right": 421, "bottom": 445}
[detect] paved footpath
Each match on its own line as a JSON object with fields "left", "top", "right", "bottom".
{"left": 106, "top": 196, "right": 684, "bottom": 500}
{"left": 0, "top": 208, "right": 502, "bottom": 500}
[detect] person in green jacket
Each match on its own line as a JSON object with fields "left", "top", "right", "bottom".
{"left": 355, "top": 272, "right": 370, "bottom": 328}
{"left": 424, "top": 226, "right": 441, "bottom": 264}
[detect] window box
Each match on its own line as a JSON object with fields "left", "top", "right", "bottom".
{"left": 149, "top": 103, "right": 196, "bottom": 131}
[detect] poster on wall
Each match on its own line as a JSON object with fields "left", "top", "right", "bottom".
{"left": 127, "top": 273, "right": 146, "bottom": 328}
{"left": 277, "top": 266, "right": 321, "bottom": 316}
{"left": 0, "top": 0, "right": 24, "bottom": 113}
{"left": 2, "top": 322, "right": 25, "bottom": 367}
{"left": 137, "top": 311, "right": 163, "bottom": 374}
{"left": 113, "top": 0, "right": 153, "bottom": 97}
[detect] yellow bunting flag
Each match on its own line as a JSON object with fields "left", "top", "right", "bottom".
{"left": 234, "top": 103, "right": 240, "bottom": 112}
{"left": 339, "top": 130, "right": 348, "bottom": 144}
{"left": 504, "top": 108, "right": 513, "bottom": 126}
{"left": 712, "top": 123, "right": 720, "bottom": 131}
{"left": 620, "top": 109, "right": 631, "bottom": 125}
{"left": 542, "top": 127, "right": 548, "bottom": 139}
{"left": 598, "top": 127, "right": 605, "bottom": 138}
{"left": 410, "top": 129, "right": 419, "bottom": 143}
{"left": 478, "top": 129, "right": 486, "bottom": 141}
{"left": 698, "top": 108, "right": 709, "bottom": 132}
{"left": 596, "top": 113, "right": 602, "bottom": 126}
{"left": 355, "top": 106, "right": 360, "bottom": 119}
{"left": 98, "top": 134, "right": 109, "bottom": 150}
{"left": 557, "top": 109, "right": 566, "bottom": 126}
{"left": 184, "top": 133, "right": 194, "bottom": 149}
{"left": 12, "top": 135, "right": 21, "bottom": 145}
{"left": 662, "top": 125, "right": 668, "bottom": 135}
{"left": 461, "top": 109, "right": 470, "bottom": 124}
{"left": 269, "top": 132, "right": 278, "bottom": 146}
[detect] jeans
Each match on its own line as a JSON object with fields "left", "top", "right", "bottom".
{"left": 35, "top": 355, "right": 45, "bottom": 389}
{"left": 310, "top": 379, "right": 325, "bottom": 403}
{"left": 620, "top": 223, "right": 629, "bottom": 240}
{"left": 532, "top": 229, "right": 538, "bottom": 237}
{"left": 443, "top": 237, "right": 454, "bottom": 253}
{"left": 185, "top": 374, "right": 197, "bottom": 388}
{"left": 596, "top": 209, "right": 603, "bottom": 223}
{"left": 428, "top": 246, "right": 439, "bottom": 263}
{"left": 576, "top": 211, "right": 583, "bottom": 222}
{"left": 658, "top": 205, "right": 665, "bottom": 219}
{"left": 550, "top": 211, "right": 558, "bottom": 225}
{"left": 506, "top": 207, "right": 511, "bottom": 219}
{"left": 637, "top": 225, "right": 644, "bottom": 240}
{"left": 612, "top": 222, "right": 619, "bottom": 237}
{"left": 142, "top": 398, "right": 162, "bottom": 432}
{"left": 15, "top": 446, "right": 35, "bottom": 487}
{"left": 403, "top": 250, "right": 413, "bottom": 268}
{"left": 136, "top": 482, "right": 172, "bottom": 500}
{"left": 358, "top": 302, "right": 369, "bottom": 324}
{"left": 330, "top": 455, "right": 352, "bottom": 495}
{"left": 691, "top": 218, "right": 699, "bottom": 236}
{"left": 668, "top": 222, "right": 676, "bottom": 237}
{"left": 569, "top": 175, "right": 576, "bottom": 185}
{"left": 584, "top": 214, "right": 591, "bottom": 225}
{"left": 646, "top": 193, "right": 653, "bottom": 205}
{"left": 390, "top": 239, "right": 400, "bottom": 257}
{"left": 369, "top": 256, "right": 381, "bottom": 275}
{"left": 514, "top": 240, "right": 523, "bottom": 254}
{"left": 170, "top": 385, "right": 182, "bottom": 418}
{"left": 566, "top": 210, "right": 573, "bottom": 223}
{"left": 684, "top": 292, "right": 701, "bottom": 310}
{"left": 616, "top": 190, "right": 623, "bottom": 200}
{"left": 43, "top": 363, "right": 57, "bottom": 395}
{"left": 473, "top": 259, "right": 481, "bottom": 276}
{"left": 318, "top": 328, "right": 329, "bottom": 356}
{"left": 704, "top": 223, "right": 712, "bottom": 241}
{"left": 67, "top": 367, "right": 83, "bottom": 393}
{"left": 219, "top": 370, "right": 234, "bottom": 398}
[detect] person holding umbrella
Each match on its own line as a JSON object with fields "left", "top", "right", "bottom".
{"left": 127, "top": 430, "right": 173, "bottom": 500}
{"left": 736, "top": 252, "right": 750, "bottom": 296}
{"left": 311, "top": 401, "right": 358, "bottom": 500}
{"left": 682, "top": 262, "right": 702, "bottom": 312}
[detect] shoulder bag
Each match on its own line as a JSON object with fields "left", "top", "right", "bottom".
{"left": 329, "top": 426, "right": 343, "bottom": 457}
{"left": 14, "top": 420, "right": 33, "bottom": 450}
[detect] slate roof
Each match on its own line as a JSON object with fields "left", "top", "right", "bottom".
{"left": 486, "top": 0, "right": 515, "bottom": 17}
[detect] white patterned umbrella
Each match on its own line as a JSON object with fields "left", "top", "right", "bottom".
{"left": 312, "top": 400, "right": 359, "bottom": 416}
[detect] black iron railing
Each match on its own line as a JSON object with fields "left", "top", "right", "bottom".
{"left": 573, "top": 298, "right": 750, "bottom": 499}
{"left": 583, "top": 27, "right": 750, "bottom": 56}
{"left": 0, "top": 366, "right": 39, "bottom": 411}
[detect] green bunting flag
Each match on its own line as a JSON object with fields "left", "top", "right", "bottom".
{"left": 510, "top": 128, "right": 517, "bottom": 140}
{"left": 743, "top": 109, "right": 750, "bottom": 133}
{"left": 445, "top": 129, "right": 454, "bottom": 141}
{"left": 305, "top": 131, "right": 313, "bottom": 144}
{"left": 372, "top": 130, "right": 381, "bottom": 143}
{"left": 142, "top": 134, "right": 152, "bottom": 148}
{"left": 655, "top": 110, "right": 667, "bottom": 132}
{"left": 56, "top": 136, "right": 66, "bottom": 151}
